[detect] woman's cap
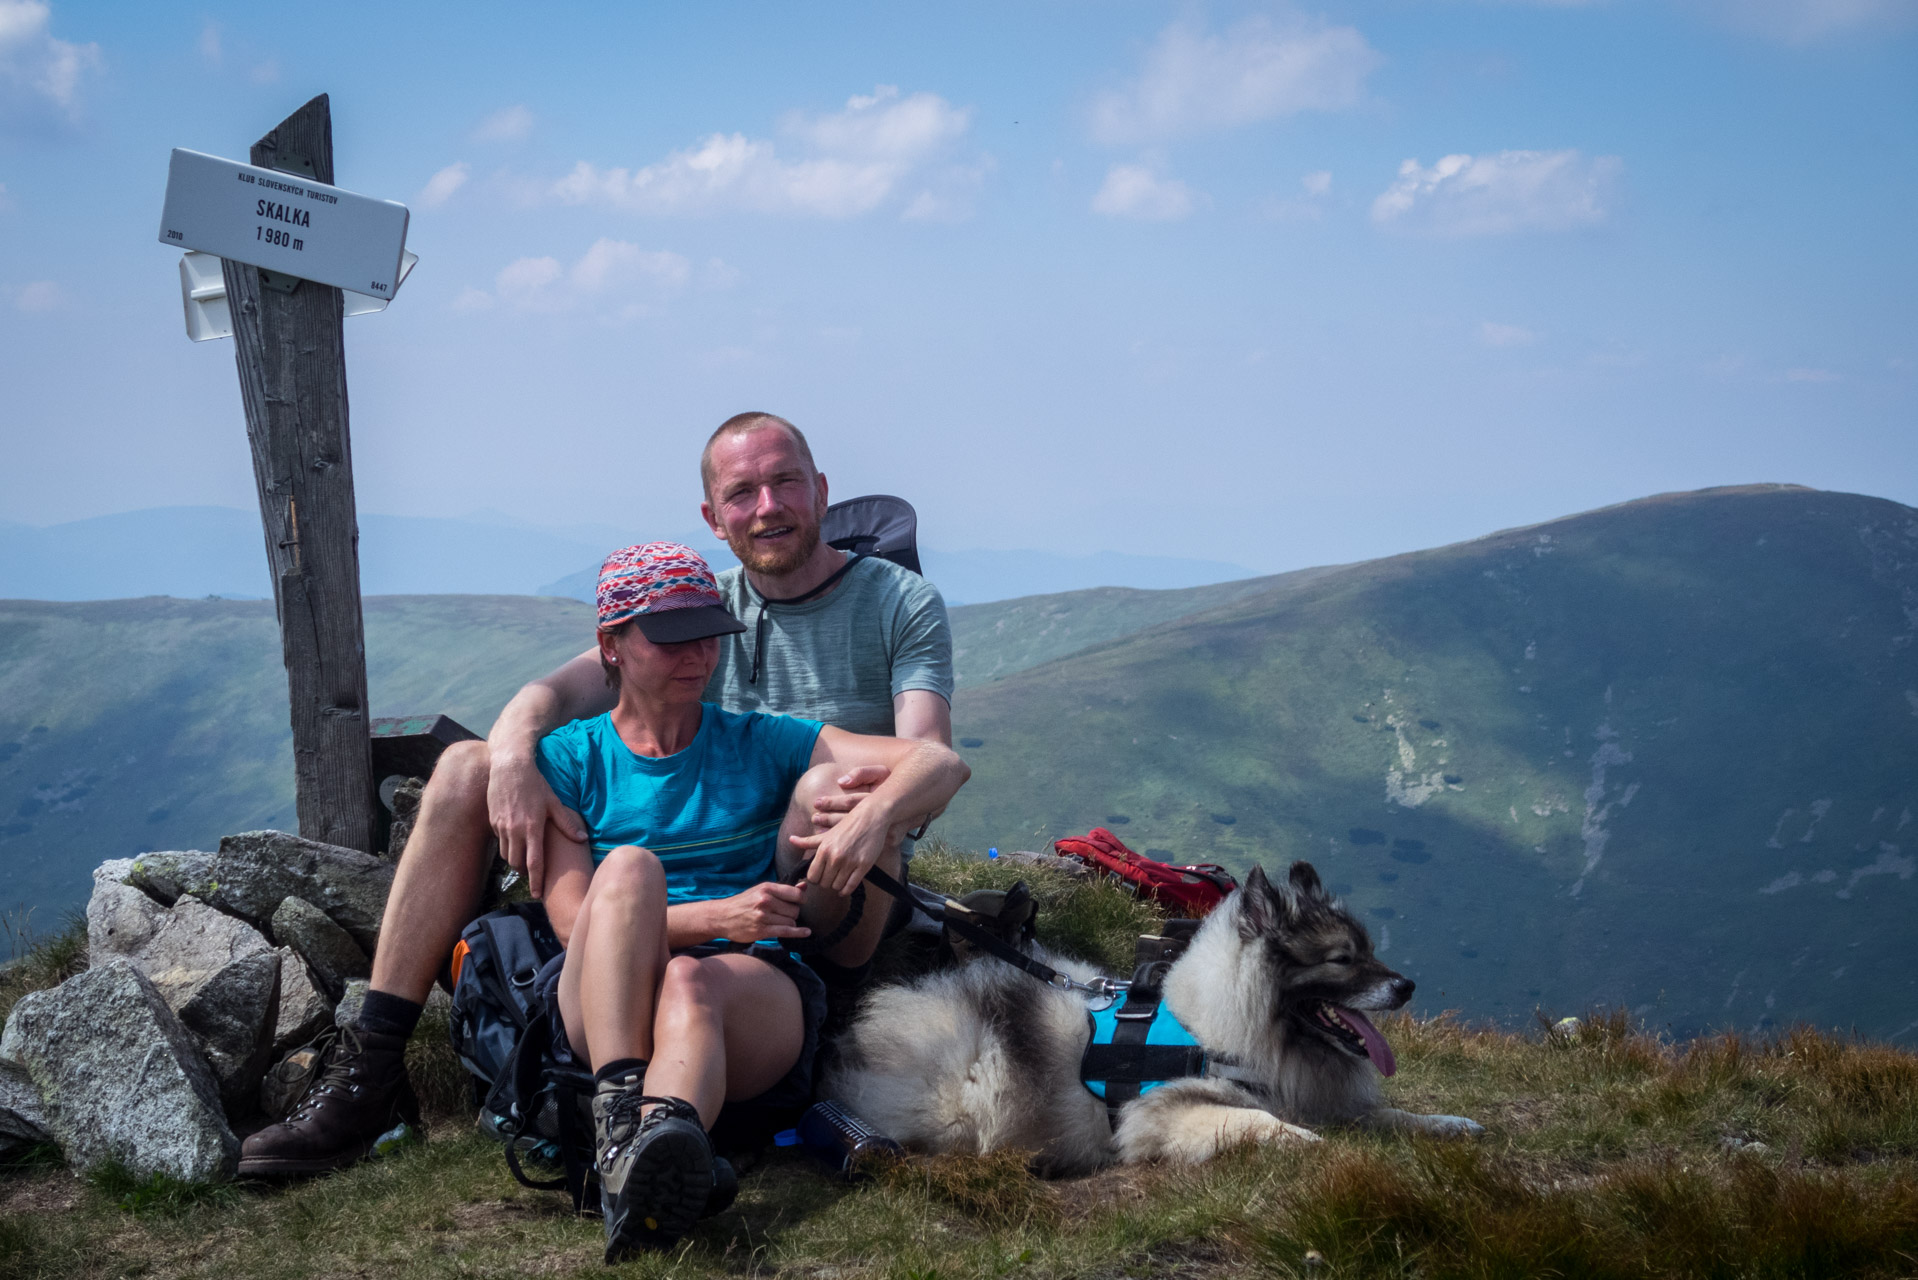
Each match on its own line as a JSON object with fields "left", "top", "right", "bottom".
{"left": 596, "top": 542, "right": 747, "bottom": 643}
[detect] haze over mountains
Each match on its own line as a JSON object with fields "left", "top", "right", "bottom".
{"left": 0, "top": 507, "right": 1251, "bottom": 606}
{"left": 2, "top": 486, "right": 1913, "bottom": 1040}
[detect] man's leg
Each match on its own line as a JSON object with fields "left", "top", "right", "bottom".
{"left": 367, "top": 739, "right": 499, "bottom": 1004}
{"left": 777, "top": 764, "right": 905, "bottom": 970}
{"left": 239, "top": 740, "right": 499, "bottom": 1177}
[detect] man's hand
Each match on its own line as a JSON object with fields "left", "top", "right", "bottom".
{"left": 807, "top": 764, "right": 887, "bottom": 831}
{"left": 487, "top": 753, "right": 587, "bottom": 900}
{"left": 704, "top": 882, "right": 811, "bottom": 943}
{"left": 789, "top": 806, "right": 904, "bottom": 897}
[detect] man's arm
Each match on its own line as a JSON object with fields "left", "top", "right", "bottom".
{"left": 489, "top": 647, "right": 619, "bottom": 896}
{"left": 891, "top": 688, "right": 952, "bottom": 746}
{"left": 789, "top": 728, "right": 970, "bottom": 895}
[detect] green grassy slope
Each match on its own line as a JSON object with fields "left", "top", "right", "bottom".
{"left": 937, "top": 486, "right": 1918, "bottom": 1040}
{"left": 0, "top": 595, "right": 596, "bottom": 923}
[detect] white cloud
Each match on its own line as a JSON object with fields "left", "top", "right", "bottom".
{"left": 478, "top": 239, "right": 693, "bottom": 315}
{"left": 1480, "top": 321, "right": 1539, "bottom": 347}
{"left": 249, "top": 58, "right": 279, "bottom": 85}
{"left": 473, "top": 105, "right": 533, "bottom": 143}
{"left": 1372, "top": 150, "right": 1622, "bottom": 236}
{"left": 1090, "top": 16, "right": 1379, "bottom": 144}
{"left": 1091, "top": 163, "right": 1200, "bottom": 221}
{"left": 1784, "top": 366, "right": 1840, "bottom": 382}
{"left": 552, "top": 85, "right": 978, "bottom": 219}
{"left": 417, "top": 162, "right": 470, "bottom": 209}
{"left": 15, "top": 279, "right": 64, "bottom": 311}
{"left": 1301, "top": 170, "right": 1333, "bottom": 197}
{"left": 197, "top": 20, "right": 220, "bottom": 64}
{"left": 0, "top": 0, "right": 101, "bottom": 135}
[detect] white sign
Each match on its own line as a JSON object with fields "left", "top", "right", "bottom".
{"left": 178, "top": 249, "right": 419, "bottom": 343}
{"left": 157, "top": 148, "right": 410, "bottom": 298}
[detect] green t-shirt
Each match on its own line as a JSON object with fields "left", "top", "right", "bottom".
{"left": 703, "top": 555, "right": 953, "bottom": 736}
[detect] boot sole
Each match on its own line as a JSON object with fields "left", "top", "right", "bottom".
{"left": 604, "top": 1126, "right": 714, "bottom": 1260}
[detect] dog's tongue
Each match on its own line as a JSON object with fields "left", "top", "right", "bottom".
{"left": 1336, "top": 1006, "right": 1396, "bottom": 1077}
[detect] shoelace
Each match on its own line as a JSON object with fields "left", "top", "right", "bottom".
{"left": 287, "top": 1025, "right": 376, "bottom": 1122}
{"left": 599, "top": 1094, "right": 701, "bottom": 1156}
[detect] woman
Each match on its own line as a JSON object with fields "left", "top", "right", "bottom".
{"left": 531, "top": 542, "right": 968, "bottom": 1261}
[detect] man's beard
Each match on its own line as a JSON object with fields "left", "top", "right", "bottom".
{"left": 730, "top": 514, "right": 821, "bottom": 578}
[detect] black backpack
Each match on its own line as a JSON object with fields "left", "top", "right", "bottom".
{"left": 447, "top": 903, "right": 600, "bottom": 1211}
{"left": 821, "top": 495, "right": 921, "bottom": 575}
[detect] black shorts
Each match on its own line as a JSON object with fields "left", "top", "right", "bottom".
{"left": 536, "top": 939, "right": 829, "bottom": 1118}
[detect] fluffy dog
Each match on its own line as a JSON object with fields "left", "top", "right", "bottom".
{"left": 823, "top": 861, "right": 1482, "bottom": 1174}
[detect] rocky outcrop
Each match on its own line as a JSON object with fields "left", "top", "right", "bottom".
{"left": 270, "top": 896, "right": 370, "bottom": 997}
{"left": 0, "top": 1060, "right": 50, "bottom": 1155}
{"left": 90, "top": 893, "right": 274, "bottom": 1008}
{"left": 176, "top": 951, "right": 281, "bottom": 1117}
{"left": 121, "top": 849, "right": 219, "bottom": 906}
{"left": 201, "top": 831, "right": 394, "bottom": 953}
{"left": 271, "top": 946, "right": 333, "bottom": 1054}
{"left": 0, "top": 961, "right": 237, "bottom": 1181}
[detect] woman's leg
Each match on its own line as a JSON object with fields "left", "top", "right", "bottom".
{"left": 556, "top": 844, "right": 670, "bottom": 1070}
{"left": 645, "top": 952, "right": 805, "bottom": 1127}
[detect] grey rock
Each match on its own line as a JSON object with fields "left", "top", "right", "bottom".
{"left": 270, "top": 896, "right": 369, "bottom": 997}
{"left": 0, "top": 1059, "right": 51, "bottom": 1154}
{"left": 87, "top": 880, "right": 166, "bottom": 969}
{"left": 205, "top": 830, "right": 394, "bottom": 953}
{"left": 92, "top": 894, "right": 273, "bottom": 1008}
{"left": 1003, "top": 849, "right": 1094, "bottom": 880}
{"left": 123, "top": 850, "right": 219, "bottom": 907}
{"left": 92, "top": 857, "right": 136, "bottom": 892}
{"left": 0, "top": 961, "right": 237, "bottom": 1181}
{"left": 385, "top": 776, "right": 425, "bottom": 860}
{"left": 176, "top": 950, "right": 281, "bottom": 1120}
{"left": 271, "top": 947, "right": 334, "bottom": 1055}
{"left": 333, "top": 978, "right": 369, "bottom": 1028}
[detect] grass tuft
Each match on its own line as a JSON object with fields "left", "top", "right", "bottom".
{"left": 908, "top": 840, "right": 1164, "bottom": 972}
{"left": 86, "top": 1159, "right": 237, "bottom": 1217}
{"left": 880, "top": 1148, "right": 1060, "bottom": 1231}
{"left": 0, "top": 911, "right": 87, "bottom": 1026}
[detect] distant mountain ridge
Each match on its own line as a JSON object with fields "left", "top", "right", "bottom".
{"left": 934, "top": 484, "right": 1918, "bottom": 1040}
{"left": 0, "top": 507, "right": 1253, "bottom": 607}
{"left": 1, "top": 485, "right": 1911, "bottom": 1040}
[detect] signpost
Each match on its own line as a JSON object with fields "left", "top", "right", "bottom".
{"left": 159, "top": 94, "right": 403, "bottom": 854}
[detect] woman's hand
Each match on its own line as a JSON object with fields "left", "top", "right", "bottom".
{"left": 694, "top": 882, "right": 811, "bottom": 944}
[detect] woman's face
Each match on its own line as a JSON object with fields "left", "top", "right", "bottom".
{"left": 599, "top": 624, "right": 720, "bottom": 705}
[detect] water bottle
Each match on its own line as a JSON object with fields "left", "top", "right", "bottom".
{"left": 785, "top": 1100, "right": 903, "bottom": 1179}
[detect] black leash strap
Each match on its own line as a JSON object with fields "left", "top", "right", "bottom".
{"left": 862, "top": 865, "right": 1101, "bottom": 995}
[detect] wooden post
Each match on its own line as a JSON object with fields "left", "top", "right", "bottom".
{"left": 221, "top": 94, "right": 377, "bottom": 853}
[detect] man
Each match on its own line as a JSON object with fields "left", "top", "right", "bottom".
{"left": 237, "top": 412, "right": 954, "bottom": 1177}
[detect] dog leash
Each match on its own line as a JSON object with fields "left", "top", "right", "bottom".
{"left": 862, "top": 866, "right": 1129, "bottom": 1002}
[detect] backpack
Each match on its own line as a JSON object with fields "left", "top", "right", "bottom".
{"left": 447, "top": 903, "right": 600, "bottom": 1212}
{"left": 821, "top": 495, "right": 921, "bottom": 575}
{"left": 1051, "top": 828, "right": 1238, "bottom": 918}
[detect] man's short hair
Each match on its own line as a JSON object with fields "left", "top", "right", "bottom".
{"left": 700, "top": 412, "right": 817, "bottom": 502}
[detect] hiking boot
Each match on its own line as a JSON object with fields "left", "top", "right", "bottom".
{"left": 594, "top": 1077, "right": 713, "bottom": 1261}
{"left": 238, "top": 1025, "right": 422, "bottom": 1178}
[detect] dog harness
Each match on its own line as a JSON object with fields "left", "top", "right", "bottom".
{"left": 1078, "top": 962, "right": 1267, "bottom": 1125}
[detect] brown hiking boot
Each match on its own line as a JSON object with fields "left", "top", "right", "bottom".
{"left": 238, "top": 1025, "right": 423, "bottom": 1177}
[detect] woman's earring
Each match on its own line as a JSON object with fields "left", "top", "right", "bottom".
{"left": 607, "top": 656, "right": 618, "bottom": 664}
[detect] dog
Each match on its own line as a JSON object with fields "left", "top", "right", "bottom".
{"left": 823, "top": 861, "right": 1483, "bottom": 1174}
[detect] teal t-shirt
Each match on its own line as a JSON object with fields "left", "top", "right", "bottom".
{"left": 534, "top": 705, "right": 823, "bottom": 903}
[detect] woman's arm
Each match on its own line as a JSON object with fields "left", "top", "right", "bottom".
{"left": 664, "top": 885, "right": 810, "bottom": 950}
{"left": 789, "top": 728, "right": 970, "bottom": 895}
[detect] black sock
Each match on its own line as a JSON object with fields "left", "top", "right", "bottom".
{"left": 354, "top": 989, "right": 423, "bottom": 1040}
{"left": 595, "top": 1057, "right": 648, "bottom": 1085}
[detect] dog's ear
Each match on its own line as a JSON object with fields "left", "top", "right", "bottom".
{"left": 1288, "top": 861, "right": 1325, "bottom": 901}
{"left": 1237, "top": 864, "right": 1275, "bottom": 940}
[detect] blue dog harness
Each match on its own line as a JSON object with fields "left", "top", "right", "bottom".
{"left": 1077, "top": 961, "right": 1271, "bottom": 1125}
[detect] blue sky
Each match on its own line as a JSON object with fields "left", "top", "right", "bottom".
{"left": 1, "top": 0, "right": 1913, "bottom": 574}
